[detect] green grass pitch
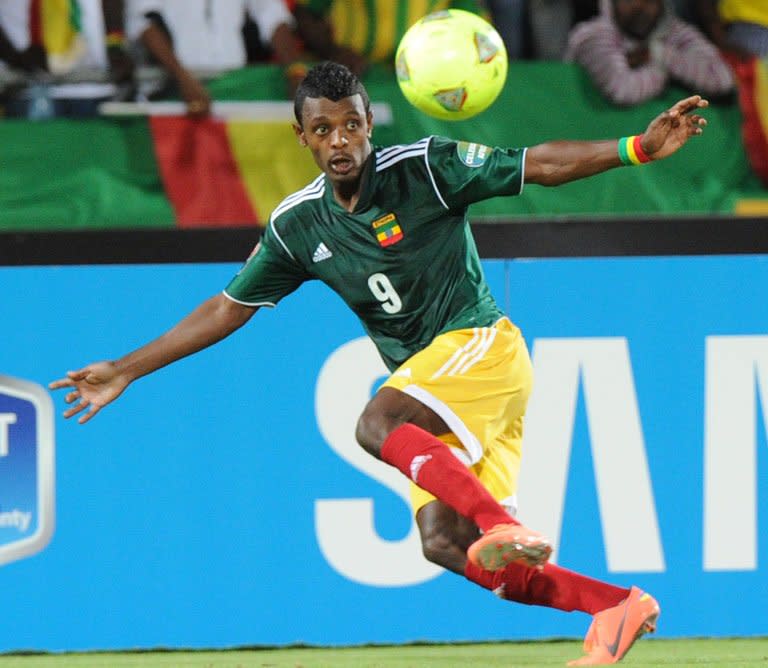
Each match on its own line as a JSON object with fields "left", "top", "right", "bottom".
{"left": 1, "top": 639, "right": 766, "bottom": 667}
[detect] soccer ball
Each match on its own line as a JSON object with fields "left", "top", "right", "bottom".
{"left": 395, "top": 9, "right": 508, "bottom": 121}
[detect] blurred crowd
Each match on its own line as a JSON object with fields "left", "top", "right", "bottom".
{"left": 0, "top": 0, "right": 766, "bottom": 118}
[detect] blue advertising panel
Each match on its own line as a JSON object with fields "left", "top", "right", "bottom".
{"left": 0, "top": 256, "right": 766, "bottom": 651}
{"left": 0, "top": 376, "right": 54, "bottom": 568}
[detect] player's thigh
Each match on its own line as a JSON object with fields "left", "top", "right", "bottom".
{"left": 355, "top": 386, "right": 450, "bottom": 455}
{"left": 382, "top": 317, "right": 532, "bottom": 465}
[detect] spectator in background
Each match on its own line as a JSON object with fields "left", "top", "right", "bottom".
{"left": 565, "top": 0, "right": 734, "bottom": 106}
{"left": 493, "top": 0, "right": 600, "bottom": 61}
{"left": 0, "top": 0, "right": 133, "bottom": 118}
{"left": 125, "top": 0, "right": 305, "bottom": 117}
{"left": 694, "top": 0, "right": 768, "bottom": 58}
{"left": 0, "top": 19, "right": 46, "bottom": 75}
{"left": 292, "top": 0, "right": 485, "bottom": 75}
{"left": 670, "top": 0, "right": 697, "bottom": 22}
{"left": 526, "top": 0, "right": 579, "bottom": 60}
{"left": 485, "top": 0, "right": 527, "bottom": 59}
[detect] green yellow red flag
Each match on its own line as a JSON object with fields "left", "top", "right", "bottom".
{"left": 731, "top": 56, "right": 768, "bottom": 189}
{"left": 149, "top": 116, "right": 319, "bottom": 228}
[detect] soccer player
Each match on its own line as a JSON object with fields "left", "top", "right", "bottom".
{"left": 50, "top": 62, "right": 708, "bottom": 665}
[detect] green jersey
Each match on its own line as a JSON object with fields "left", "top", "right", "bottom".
{"left": 224, "top": 135, "right": 525, "bottom": 371}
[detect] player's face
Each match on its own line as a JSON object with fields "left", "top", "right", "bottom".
{"left": 613, "top": 0, "right": 663, "bottom": 40}
{"left": 294, "top": 94, "right": 373, "bottom": 187}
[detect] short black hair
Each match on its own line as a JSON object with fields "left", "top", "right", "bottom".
{"left": 293, "top": 61, "right": 371, "bottom": 125}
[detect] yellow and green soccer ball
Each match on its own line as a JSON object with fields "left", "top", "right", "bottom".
{"left": 395, "top": 9, "right": 508, "bottom": 121}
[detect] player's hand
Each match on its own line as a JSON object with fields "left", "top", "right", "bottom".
{"left": 48, "top": 362, "right": 130, "bottom": 424}
{"left": 640, "top": 95, "right": 708, "bottom": 161}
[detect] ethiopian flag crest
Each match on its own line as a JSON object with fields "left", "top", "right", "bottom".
{"left": 372, "top": 213, "right": 403, "bottom": 247}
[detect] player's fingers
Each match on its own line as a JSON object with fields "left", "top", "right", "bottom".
{"left": 670, "top": 94, "right": 702, "bottom": 117}
{"left": 693, "top": 117, "right": 707, "bottom": 133}
{"left": 78, "top": 404, "right": 102, "bottom": 425}
{"left": 684, "top": 115, "right": 706, "bottom": 135}
{"left": 64, "top": 390, "right": 80, "bottom": 404}
{"left": 48, "top": 377, "right": 75, "bottom": 390}
{"left": 682, "top": 97, "right": 709, "bottom": 116}
{"left": 63, "top": 398, "right": 90, "bottom": 419}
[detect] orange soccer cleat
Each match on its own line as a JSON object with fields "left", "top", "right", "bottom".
{"left": 567, "top": 586, "right": 660, "bottom": 665}
{"left": 466, "top": 523, "right": 552, "bottom": 571}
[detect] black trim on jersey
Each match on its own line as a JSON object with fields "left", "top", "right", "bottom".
{"left": 1, "top": 217, "right": 767, "bottom": 266}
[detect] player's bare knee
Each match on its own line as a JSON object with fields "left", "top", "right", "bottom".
{"left": 355, "top": 408, "right": 393, "bottom": 458}
{"left": 355, "top": 394, "right": 411, "bottom": 458}
{"left": 354, "top": 414, "right": 376, "bottom": 456}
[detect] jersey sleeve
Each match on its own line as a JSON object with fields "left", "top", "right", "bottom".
{"left": 426, "top": 135, "right": 526, "bottom": 210}
{"left": 223, "top": 222, "right": 309, "bottom": 307}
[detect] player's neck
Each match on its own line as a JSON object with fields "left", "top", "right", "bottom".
{"left": 332, "top": 181, "right": 362, "bottom": 212}
{"left": 331, "top": 153, "right": 373, "bottom": 212}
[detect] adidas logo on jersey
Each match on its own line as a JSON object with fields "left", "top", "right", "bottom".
{"left": 312, "top": 242, "right": 333, "bottom": 263}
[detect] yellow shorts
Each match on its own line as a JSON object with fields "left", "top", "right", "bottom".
{"left": 381, "top": 317, "right": 533, "bottom": 515}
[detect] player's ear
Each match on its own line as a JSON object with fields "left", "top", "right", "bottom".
{"left": 366, "top": 111, "right": 373, "bottom": 138}
{"left": 293, "top": 122, "right": 308, "bottom": 147}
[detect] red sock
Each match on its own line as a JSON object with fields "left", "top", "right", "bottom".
{"left": 380, "top": 423, "right": 516, "bottom": 531}
{"left": 464, "top": 560, "right": 629, "bottom": 614}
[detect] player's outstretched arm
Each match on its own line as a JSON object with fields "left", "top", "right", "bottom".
{"left": 49, "top": 294, "right": 256, "bottom": 424}
{"left": 524, "top": 95, "right": 709, "bottom": 186}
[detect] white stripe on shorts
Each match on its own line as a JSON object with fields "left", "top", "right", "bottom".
{"left": 454, "top": 327, "right": 497, "bottom": 376}
{"left": 431, "top": 326, "right": 497, "bottom": 379}
{"left": 430, "top": 328, "right": 481, "bottom": 380}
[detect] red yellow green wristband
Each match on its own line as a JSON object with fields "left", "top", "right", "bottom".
{"left": 618, "top": 135, "right": 651, "bottom": 165}
{"left": 105, "top": 31, "right": 126, "bottom": 48}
